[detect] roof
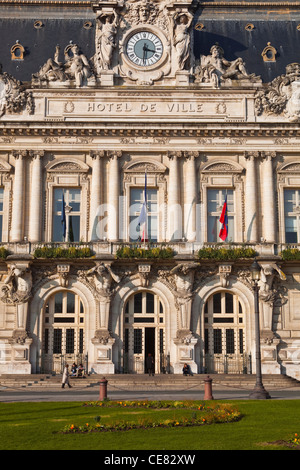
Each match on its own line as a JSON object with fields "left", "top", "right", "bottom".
{"left": 0, "top": 1, "right": 299, "bottom": 83}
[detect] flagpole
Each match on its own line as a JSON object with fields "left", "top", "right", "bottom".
{"left": 144, "top": 167, "right": 147, "bottom": 250}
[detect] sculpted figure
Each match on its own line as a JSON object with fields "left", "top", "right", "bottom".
{"left": 96, "top": 12, "right": 118, "bottom": 70}
{"left": 196, "top": 44, "right": 254, "bottom": 88}
{"left": 64, "top": 44, "right": 93, "bottom": 87}
{"left": 32, "top": 45, "right": 66, "bottom": 83}
{"left": 85, "top": 263, "right": 120, "bottom": 297}
{"left": 1, "top": 264, "right": 32, "bottom": 330}
{"left": 172, "top": 11, "right": 193, "bottom": 70}
{"left": 33, "top": 44, "right": 93, "bottom": 87}
{"left": 2, "top": 264, "right": 32, "bottom": 304}
{"left": 170, "top": 262, "right": 198, "bottom": 331}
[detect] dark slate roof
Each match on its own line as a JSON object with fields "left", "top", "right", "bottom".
{"left": 0, "top": 18, "right": 95, "bottom": 82}
{"left": 0, "top": 2, "right": 299, "bottom": 84}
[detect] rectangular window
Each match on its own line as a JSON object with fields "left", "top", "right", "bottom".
{"left": 213, "top": 329, "right": 222, "bottom": 354}
{"left": 207, "top": 189, "right": 234, "bottom": 242}
{"left": 134, "top": 329, "right": 142, "bottom": 354}
{"left": 53, "top": 329, "right": 62, "bottom": 354}
{"left": 129, "top": 188, "right": 158, "bottom": 242}
{"left": 284, "top": 189, "right": 300, "bottom": 243}
{"left": 226, "top": 329, "right": 235, "bottom": 354}
{"left": 66, "top": 329, "right": 75, "bottom": 354}
{"left": 53, "top": 188, "right": 81, "bottom": 242}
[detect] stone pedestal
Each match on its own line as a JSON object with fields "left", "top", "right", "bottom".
{"left": 99, "top": 70, "right": 115, "bottom": 86}
{"left": 4, "top": 331, "right": 33, "bottom": 374}
{"left": 91, "top": 330, "right": 115, "bottom": 374}
{"left": 173, "top": 330, "right": 198, "bottom": 374}
{"left": 260, "top": 334, "right": 281, "bottom": 374}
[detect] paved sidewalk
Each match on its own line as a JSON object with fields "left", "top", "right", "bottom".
{"left": 1, "top": 384, "right": 300, "bottom": 402}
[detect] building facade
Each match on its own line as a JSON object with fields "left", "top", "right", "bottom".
{"left": 0, "top": 0, "right": 300, "bottom": 378}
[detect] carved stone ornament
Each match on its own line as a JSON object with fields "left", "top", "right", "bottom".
{"left": 194, "top": 43, "right": 261, "bottom": 88}
{"left": 1, "top": 264, "right": 32, "bottom": 305}
{"left": 32, "top": 44, "right": 96, "bottom": 87}
{"left": 0, "top": 66, "right": 34, "bottom": 117}
{"left": 255, "top": 62, "right": 300, "bottom": 118}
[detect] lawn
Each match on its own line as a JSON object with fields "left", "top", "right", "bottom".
{"left": 0, "top": 400, "right": 299, "bottom": 451}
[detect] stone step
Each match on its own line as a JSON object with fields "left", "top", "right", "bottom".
{"left": 0, "top": 373, "right": 299, "bottom": 391}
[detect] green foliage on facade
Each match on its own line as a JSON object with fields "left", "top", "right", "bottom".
{"left": 116, "top": 245, "right": 174, "bottom": 259}
{"left": 281, "top": 248, "right": 300, "bottom": 260}
{"left": 33, "top": 246, "right": 93, "bottom": 259}
{"left": 197, "top": 246, "right": 257, "bottom": 260}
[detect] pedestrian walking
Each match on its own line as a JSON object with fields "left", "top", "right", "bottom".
{"left": 146, "top": 353, "right": 154, "bottom": 376}
{"left": 62, "top": 363, "right": 72, "bottom": 388}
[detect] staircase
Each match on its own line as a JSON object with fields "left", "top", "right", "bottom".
{"left": 0, "top": 373, "right": 299, "bottom": 391}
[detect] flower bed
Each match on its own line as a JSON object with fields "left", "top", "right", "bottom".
{"left": 59, "top": 401, "right": 241, "bottom": 434}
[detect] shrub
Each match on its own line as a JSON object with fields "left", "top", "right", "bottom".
{"left": 116, "top": 246, "right": 174, "bottom": 259}
{"left": 33, "top": 246, "right": 93, "bottom": 259}
{"left": 198, "top": 246, "right": 257, "bottom": 260}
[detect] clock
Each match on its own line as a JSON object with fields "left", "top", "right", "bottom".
{"left": 126, "top": 31, "right": 163, "bottom": 67}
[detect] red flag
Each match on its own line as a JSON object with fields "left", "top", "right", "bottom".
{"left": 219, "top": 196, "right": 228, "bottom": 241}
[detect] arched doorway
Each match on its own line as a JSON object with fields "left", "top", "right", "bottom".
{"left": 123, "top": 291, "right": 166, "bottom": 374}
{"left": 204, "top": 291, "right": 249, "bottom": 374}
{"left": 42, "top": 290, "right": 86, "bottom": 374}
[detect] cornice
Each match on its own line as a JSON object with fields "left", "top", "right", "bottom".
{"left": 2, "top": 0, "right": 300, "bottom": 7}
{"left": 0, "top": 0, "right": 90, "bottom": 6}
{"left": 0, "top": 124, "right": 300, "bottom": 139}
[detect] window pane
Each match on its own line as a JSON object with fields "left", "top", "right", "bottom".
{"left": 146, "top": 293, "right": 154, "bottom": 313}
{"left": 207, "top": 216, "right": 218, "bottom": 242}
{"left": 213, "top": 293, "right": 221, "bottom": 313}
{"left": 53, "top": 214, "right": 64, "bottom": 242}
{"left": 226, "top": 329, "right": 235, "bottom": 354}
{"left": 213, "top": 329, "right": 222, "bottom": 354}
{"left": 66, "top": 329, "right": 74, "bottom": 354}
{"left": 54, "top": 292, "right": 63, "bottom": 313}
{"left": 225, "top": 293, "right": 233, "bottom": 313}
{"left": 284, "top": 189, "right": 296, "bottom": 213}
{"left": 134, "top": 293, "right": 142, "bottom": 313}
{"left": 285, "top": 216, "right": 298, "bottom": 243}
{"left": 134, "top": 329, "right": 142, "bottom": 354}
{"left": 69, "top": 215, "right": 80, "bottom": 242}
{"left": 53, "top": 329, "right": 62, "bottom": 354}
{"left": 69, "top": 189, "right": 81, "bottom": 212}
{"left": 67, "top": 292, "right": 75, "bottom": 313}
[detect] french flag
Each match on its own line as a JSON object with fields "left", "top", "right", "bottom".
{"left": 138, "top": 171, "right": 147, "bottom": 242}
{"left": 219, "top": 196, "right": 228, "bottom": 241}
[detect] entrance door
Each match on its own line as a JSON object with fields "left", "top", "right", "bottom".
{"left": 124, "top": 291, "right": 165, "bottom": 374}
{"left": 204, "top": 291, "right": 247, "bottom": 374}
{"left": 42, "top": 291, "right": 85, "bottom": 374}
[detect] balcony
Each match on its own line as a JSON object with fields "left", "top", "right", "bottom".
{"left": 0, "top": 241, "right": 297, "bottom": 261}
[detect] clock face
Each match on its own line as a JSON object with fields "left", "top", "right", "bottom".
{"left": 126, "top": 31, "right": 163, "bottom": 67}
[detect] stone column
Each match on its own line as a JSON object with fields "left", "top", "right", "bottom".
{"left": 28, "top": 151, "right": 43, "bottom": 242}
{"left": 261, "top": 152, "right": 276, "bottom": 243}
{"left": 107, "top": 151, "right": 121, "bottom": 241}
{"left": 245, "top": 152, "right": 259, "bottom": 243}
{"left": 11, "top": 151, "right": 26, "bottom": 242}
{"left": 184, "top": 152, "right": 197, "bottom": 242}
{"left": 167, "top": 152, "right": 182, "bottom": 241}
{"left": 90, "top": 151, "right": 103, "bottom": 240}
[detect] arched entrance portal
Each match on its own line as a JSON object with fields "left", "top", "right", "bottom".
{"left": 42, "top": 290, "right": 86, "bottom": 374}
{"left": 204, "top": 291, "right": 249, "bottom": 374}
{"left": 123, "top": 291, "right": 166, "bottom": 374}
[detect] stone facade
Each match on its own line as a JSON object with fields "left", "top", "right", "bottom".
{"left": 0, "top": 0, "right": 299, "bottom": 378}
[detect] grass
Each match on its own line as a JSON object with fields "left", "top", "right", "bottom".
{"left": 0, "top": 400, "right": 299, "bottom": 450}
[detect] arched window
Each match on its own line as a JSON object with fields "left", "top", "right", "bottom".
{"left": 204, "top": 291, "right": 246, "bottom": 373}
